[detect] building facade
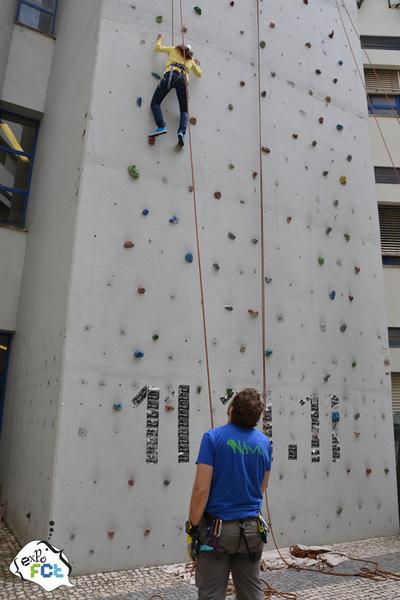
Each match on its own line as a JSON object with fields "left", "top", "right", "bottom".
{"left": 0, "top": 0, "right": 398, "bottom": 574}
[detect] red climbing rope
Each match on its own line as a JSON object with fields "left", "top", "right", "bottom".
{"left": 255, "top": 0, "right": 268, "bottom": 406}
{"left": 178, "top": 0, "right": 214, "bottom": 428}
{"left": 334, "top": 0, "right": 400, "bottom": 185}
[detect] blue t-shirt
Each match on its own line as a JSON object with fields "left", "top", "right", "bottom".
{"left": 196, "top": 423, "right": 272, "bottom": 521}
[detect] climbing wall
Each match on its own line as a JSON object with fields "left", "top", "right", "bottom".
{"left": 2, "top": 0, "right": 399, "bottom": 574}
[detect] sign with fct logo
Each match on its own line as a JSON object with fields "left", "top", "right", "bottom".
{"left": 9, "top": 540, "right": 74, "bottom": 591}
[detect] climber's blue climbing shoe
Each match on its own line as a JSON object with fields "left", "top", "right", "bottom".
{"left": 177, "top": 131, "right": 185, "bottom": 147}
{"left": 149, "top": 126, "right": 167, "bottom": 137}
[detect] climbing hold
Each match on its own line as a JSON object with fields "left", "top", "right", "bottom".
{"left": 239, "top": 345, "right": 246, "bottom": 353}
{"left": 305, "top": 42, "right": 312, "bottom": 48}
{"left": 346, "top": 468, "right": 351, "bottom": 474}
{"left": 78, "top": 427, "right": 87, "bottom": 437}
{"left": 142, "top": 208, "right": 149, "bottom": 216}
{"left": 336, "top": 507, "right": 343, "bottom": 515}
{"left": 265, "top": 349, "right": 273, "bottom": 357}
{"left": 292, "top": 134, "right": 298, "bottom": 139}
{"left": 331, "top": 411, "right": 340, "bottom": 423}
{"left": 224, "top": 305, "right": 233, "bottom": 311}
{"left": 230, "top": 1, "right": 235, "bottom": 5}
{"left": 181, "top": 25, "right": 188, "bottom": 33}
{"left": 163, "top": 479, "right": 171, "bottom": 486}
{"left": 336, "top": 124, "right": 344, "bottom": 131}
{"left": 228, "top": 103, "right": 234, "bottom": 111}
{"left": 348, "top": 295, "right": 354, "bottom": 302}
{"left": 347, "top": 155, "right": 352, "bottom": 162}
{"left": 169, "top": 215, "right": 179, "bottom": 224}
{"left": 136, "top": 97, "right": 142, "bottom": 107}
{"left": 338, "top": 60, "right": 343, "bottom": 65}
{"left": 134, "top": 351, "right": 144, "bottom": 358}
{"left": 354, "top": 431, "right": 361, "bottom": 438}
{"left": 324, "top": 374, "right": 331, "bottom": 383}
{"left": 333, "top": 199, "right": 339, "bottom": 207}
{"left": 251, "top": 238, "right": 258, "bottom": 244}
{"left": 354, "top": 412, "right": 360, "bottom": 420}
{"left": 318, "top": 257, "right": 325, "bottom": 266}
{"left": 190, "top": 117, "right": 197, "bottom": 125}
{"left": 248, "top": 309, "right": 259, "bottom": 317}
{"left": 325, "top": 96, "right": 332, "bottom": 103}
{"left": 286, "top": 217, "right": 292, "bottom": 224}
{"left": 155, "top": 15, "right": 163, "bottom": 23}
{"left": 315, "top": 69, "right": 322, "bottom": 75}
{"left": 165, "top": 404, "right": 175, "bottom": 412}
{"left": 137, "top": 287, "right": 146, "bottom": 294}
{"left": 269, "top": 22, "right": 276, "bottom": 28}
{"left": 144, "top": 529, "right": 151, "bottom": 536}
{"left": 213, "top": 262, "right": 220, "bottom": 271}
{"left": 323, "top": 171, "right": 329, "bottom": 177}
{"left": 344, "top": 232, "right": 350, "bottom": 242}
{"left": 384, "top": 468, "right": 390, "bottom": 474}
{"left": 265, "top": 276, "right": 272, "bottom": 284}
{"left": 333, "top": 78, "right": 338, "bottom": 84}
{"left": 228, "top": 163, "right": 235, "bottom": 169}
{"left": 325, "top": 227, "right": 332, "bottom": 235}
{"left": 312, "top": 140, "right": 317, "bottom": 147}
{"left": 240, "top": 80, "right": 245, "bottom": 87}
{"left": 261, "top": 90, "right": 267, "bottom": 97}
{"left": 151, "top": 72, "right": 161, "bottom": 80}
{"left": 354, "top": 266, "right": 360, "bottom": 274}
{"left": 128, "top": 478, "right": 135, "bottom": 487}
{"left": 328, "top": 30, "right": 335, "bottom": 39}
{"left": 339, "top": 176, "right": 347, "bottom": 185}
{"left": 185, "top": 252, "right": 194, "bottom": 263}
{"left": 148, "top": 136, "right": 156, "bottom": 146}
{"left": 194, "top": 6, "right": 202, "bottom": 15}
{"left": 303, "top": 0, "right": 308, "bottom": 4}
{"left": 262, "top": 146, "right": 271, "bottom": 153}
{"left": 107, "top": 530, "right": 115, "bottom": 539}
{"left": 366, "top": 468, "right": 372, "bottom": 476}
{"left": 123, "top": 240, "right": 135, "bottom": 248}
{"left": 228, "top": 232, "right": 236, "bottom": 240}
{"left": 352, "top": 361, "right": 357, "bottom": 368}
{"left": 260, "top": 41, "right": 266, "bottom": 49}
{"left": 214, "top": 191, "right": 222, "bottom": 199}
{"left": 252, "top": 171, "right": 258, "bottom": 180}
{"left": 113, "top": 403, "right": 123, "bottom": 411}
{"left": 340, "top": 324, "right": 347, "bottom": 332}
{"left": 329, "top": 290, "right": 336, "bottom": 300}
{"left": 128, "top": 165, "right": 140, "bottom": 179}
{"left": 152, "top": 334, "right": 159, "bottom": 341}
{"left": 318, "top": 117, "right": 324, "bottom": 124}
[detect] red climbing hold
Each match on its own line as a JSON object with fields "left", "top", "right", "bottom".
{"left": 248, "top": 309, "right": 259, "bottom": 317}
{"left": 148, "top": 136, "right": 156, "bottom": 145}
{"left": 137, "top": 287, "right": 146, "bottom": 294}
{"left": 128, "top": 478, "right": 136, "bottom": 487}
{"left": 366, "top": 468, "right": 372, "bottom": 476}
{"left": 287, "top": 217, "right": 292, "bottom": 224}
{"left": 319, "top": 117, "right": 324, "bottom": 124}
{"left": 144, "top": 528, "right": 151, "bottom": 536}
{"left": 124, "top": 240, "right": 135, "bottom": 248}
{"left": 305, "top": 42, "right": 312, "bottom": 48}
{"left": 107, "top": 530, "right": 115, "bottom": 539}
{"left": 328, "top": 30, "right": 335, "bottom": 39}
{"left": 262, "top": 146, "right": 271, "bottom": 153}
{"left": 214, "top": 191, "right": 222, "bottom": 199}
{"left": 348, "top": 295, "right": 354, "bottom": 302}
{"left": 188, "top": 185, "right": 194, "bottom": 192}
{"left": 252, "top": 172, "right": 258, "bottom": 180}
{"left": 354, "top": 266, "right": 361, "bottom": 274}
{"left": 240, "top": 80, "right": 245, "bottom": 87}
{"left": 165, "top": 404, "right": 175, "bottom": 412}
{"left": 269, "top": 22, "right": 276, "bottom": 28}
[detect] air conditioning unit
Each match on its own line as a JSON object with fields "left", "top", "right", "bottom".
{"left": 389, "top": 0, "right": 400, "bottom": 8}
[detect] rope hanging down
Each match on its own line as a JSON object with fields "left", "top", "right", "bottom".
{"left": 177, "top": 0, "right": 214, "bottom": 428}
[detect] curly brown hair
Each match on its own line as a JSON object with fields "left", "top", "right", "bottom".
{"left": 175, "top": 45, "right": 194, "bottom": 60}
{"left": 230, "top": 388, "right": 264, "bottom": 429}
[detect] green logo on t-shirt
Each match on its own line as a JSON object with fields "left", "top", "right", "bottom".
{"left": 226, "top": 439, "right": 263, "bottom": 456}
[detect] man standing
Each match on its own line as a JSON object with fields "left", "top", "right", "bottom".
{"left": 186, "top": 388, "right": 272, "bottom": 600}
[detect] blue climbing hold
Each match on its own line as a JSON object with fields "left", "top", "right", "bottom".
{"left": 142, "top": 208, "right": 149, "bottom": 216}
{"left": 113, "top": 403, "right": 123, "bottom": 411}
{"left": 185, "top": 252, "right": 194, "bottom": 263}
{"left": 336, "top": 124, "right": 344, "bottom": 131}
{"left": 265, "top": 348, "right": 273, "bottom": 357}
{"left": 331, "top": 411, "right": 340, "bottom": 423}
{"left": 134, "top": 351, "right": 144, "bottom": 358}
{"left": 338, "top": 60, "right": 343, "bottom": 65}
{"left": 169, "top": 215, "right": 179, "bottom": 224}
{"left": 329, "top": 290, "right": 336, "bottom": 300}
{"left": 136, "top": 97, "right": 142, "bottom": 107}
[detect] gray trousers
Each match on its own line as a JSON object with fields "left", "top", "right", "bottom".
{"left": 195, "top": 517, "right": 265, "bottom": 600}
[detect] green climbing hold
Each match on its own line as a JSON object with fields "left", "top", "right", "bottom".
{"left": 151, "top": 72, "right": 161, "bottom": 80}
{"left": 197, "top": 386, "right": 202, "bottom": 394}
{"left": 152, "top": 334, "right": 159, "bottom": 341}
{"left": 344, "top": 232, "right": 350, "bottom": 242}
{"left": 318, "top": 256, "right": 325, "bottom": 266}
{"left": 155, "top": 15, "right": 163, "bottom": 23}
{"left": 260, "top": 41, "right": 266, "bottom": 48}
{"left": 352, "top": 360, "right": 357, "bottom": 368}
{"left": 194, "top": 6, "right": 202, "bottom": 15}
{"left": 128, "top": 165, "right": 140, "bottom": 179}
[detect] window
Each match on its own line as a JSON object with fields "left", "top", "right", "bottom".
{"left": 389, "top": 328, "right": 400, "bottom": 348}
{"left": 365, "top": 68, "right": 400, "bottom": 116}
{"left": 16, "top": 0, "right": 58, "bottom": 36}
{"left": 0, "top": 332, "right": 12, "bottom": 436}
{"left": 379, "top": 206, "right": 400, "bottom": 257}
{"left": 361, "top": 36, "right": 400, "bottom": 51}
{"left": 392, "top": 373, "right": 400, "bottom": 415}
{"left": 375, "top": 167, "right": 400, "bottom": 184}
{"left": 0, "top": 110, "right": 39, "bottom": 228}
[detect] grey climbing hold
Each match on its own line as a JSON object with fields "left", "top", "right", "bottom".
{"left": 213, "top": 262, "right": 220, "bottom": 271}
{"left": 265, "top": 276, "right": 272, "bottom": 283}
{"left": 163, "top": 479, "right": 171, "bottom": 486}
{"left": 228, "top": 104, "right": 234, "bottom": 111}
{"left": 224, "top": 305, "right": 233, "bottom": 311}
{"left": 228, "top": 232, "right": 236, "bottom": 240}
{"left": 251, "top": 238, "right": 258, "bottom": 244}
{"left": 78, "top": 427, "right": 87, "bottom": 437}
{"left": 354, "top": 411, "right": 360, "bottom": 419}
{"left": 325, "top": 227, "right": 332, "bottom": 234}
{"left": 340, "top": 324, "right": 347, "bottom": 332}
{"left": 323, "top": 374, "right": 331, "bottom": 383}
{"left": 347, "top": 155, "right": 352, "bottom": 162}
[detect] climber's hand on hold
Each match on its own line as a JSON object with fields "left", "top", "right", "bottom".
{"left": 157, "top": 33, "right": 162, "bottom": 40}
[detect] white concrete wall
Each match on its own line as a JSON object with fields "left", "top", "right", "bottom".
{"left": 0, "top": 227, "right": 26, "bottom": 331}
{"left": 2, "top": 24, "right": 55, "bottom": 115}
{"left": 0, "top": 0, "right": 17, "bottom": 92}
{"left": 47, "top": 0, "right": 397, "bottom": 574}
{"left": 0, "top": 0, "right": 103, "bottom": 543}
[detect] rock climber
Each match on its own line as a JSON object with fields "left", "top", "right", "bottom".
{"left": 186, "top": 388, "right": 272, "bottom": 600}
{"left": 149, "top": 34, "right": 202, "bottom": 147}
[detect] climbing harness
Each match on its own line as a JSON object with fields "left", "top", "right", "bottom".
{"left": 166, "top": 62, "right": 188, "bottom": 89}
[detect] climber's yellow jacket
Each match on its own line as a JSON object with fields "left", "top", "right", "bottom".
{"left": 154, "top": 37, "right": 203, "bottom": 79}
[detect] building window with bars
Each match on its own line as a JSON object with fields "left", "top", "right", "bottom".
{"left": 379, "top": 205, "right": 400, "bottom": 265}
{"left": 361, "top": 36, "right": 400, "bottom": 51}
{"left": 0, "top": 110, "right": 39, "bottom": 229}
{"left": 365, "top": 68, "right": 400, "bottom": 116}
{"left": 0, "top": 332, "right": 12, "bottom": 436}
{"left": 375, "top": 167, "right": 400, "bottom": 184}
{"left": 16, "top": 0, "right": 58, "bottom": 36}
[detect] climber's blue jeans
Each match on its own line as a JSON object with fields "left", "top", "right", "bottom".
{"left": 150, "top": 71, "right": 189, "bottom": 134}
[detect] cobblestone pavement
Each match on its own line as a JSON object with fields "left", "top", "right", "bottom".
{"left": 1, "top": 521, "right": 399, "bottom": 599}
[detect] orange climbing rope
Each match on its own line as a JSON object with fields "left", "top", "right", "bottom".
{"left": 334, "top": 0, "right": 400, "bottom": 184}
{"left": 177, "top": 0, "right": 214, "bottom": 428}
{"left": 256, "top": 0, "right": 268, "bottom": 406}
